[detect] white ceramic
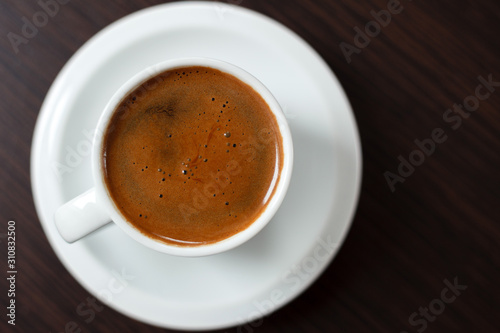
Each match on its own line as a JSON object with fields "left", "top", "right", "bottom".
{"left": 31, "top": 2, "right": 362, "bottom": 330}
{"left": 54, "top": 57, "right": 293, "bottom": 257}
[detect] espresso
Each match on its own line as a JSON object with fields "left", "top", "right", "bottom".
{"left": 102, "top": 66, "right": 283, "bottom": 246}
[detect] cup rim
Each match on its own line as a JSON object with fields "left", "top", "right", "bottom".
{"left": 92, "top": 57, "right": 293, "bottom": 257}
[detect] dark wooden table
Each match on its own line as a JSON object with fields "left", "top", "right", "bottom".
{"left": 1, "top": 0, "right": 499, "bottom": 332}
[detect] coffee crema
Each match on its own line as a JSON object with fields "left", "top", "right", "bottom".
{"left": 102, "top": 66, "right": 283, "bottom": 246}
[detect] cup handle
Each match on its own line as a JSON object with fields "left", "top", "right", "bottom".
{"left": 54, "top": 188, "right": 112, "bottom": 243}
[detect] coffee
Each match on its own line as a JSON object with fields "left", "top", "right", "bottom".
{"left": 102, "top": 66, "right": 284, "bottom": 247}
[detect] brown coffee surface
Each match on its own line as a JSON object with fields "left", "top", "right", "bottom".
{"left": 102, "top": 66, "right": 283, "bottom": 246}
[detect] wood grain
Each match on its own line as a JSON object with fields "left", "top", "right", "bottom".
{"left": 0, "top": 0, "right": 499, "bottom": 332}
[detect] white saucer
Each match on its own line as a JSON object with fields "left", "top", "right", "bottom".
{"left": 31, "top": 2, "right": 362, "bottom": 330}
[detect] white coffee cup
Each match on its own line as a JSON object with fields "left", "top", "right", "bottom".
{"left": 54, "top": 57, "right": 293, "bottom": 257}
